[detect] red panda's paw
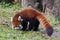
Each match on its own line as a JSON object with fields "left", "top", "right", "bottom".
{"left": 46, "top": 27, "right": 53, "bottom": 36}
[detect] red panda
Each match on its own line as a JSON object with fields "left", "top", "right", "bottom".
{"left": 11, "top": 7, "right": 53, "bottom": 36}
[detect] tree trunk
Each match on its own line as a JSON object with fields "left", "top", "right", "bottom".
{"left": 53, "top": 0, "right": 60, "bottom": 21}
{"left": 21, "top": 0, "right": 43, "bottom": 11}
{"left": 43, "top": 0, "right": 60, "bottom": 21}
{"left": 42, "top": 0, "right": 54, "bottom": 13}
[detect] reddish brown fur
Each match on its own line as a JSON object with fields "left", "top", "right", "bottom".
{"left": 12, "top": 7, "right": 52, "bottom": 30}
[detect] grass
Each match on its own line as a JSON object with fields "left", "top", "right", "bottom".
{"left": 0, "top": 25, "right": 47, "bottom": 40}
{"left": 0, "top": 2, "right": 60, "bottom": 40}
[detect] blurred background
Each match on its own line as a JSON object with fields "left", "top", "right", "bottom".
{"left": 0, "top": 0, "right": 60, "bottom": 40}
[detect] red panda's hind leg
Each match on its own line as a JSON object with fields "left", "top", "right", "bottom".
{"left": 28, "top": 20, "right": 34, "bottom": 30}
{"left": 28, "top": 18, "right": 40, "bottom": 31}
{"left": 33, "top": 18, "right": 39, "bottom": 31}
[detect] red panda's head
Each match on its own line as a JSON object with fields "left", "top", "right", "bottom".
{"left": 11, "top": 16, "right": 23, "bottom": 30}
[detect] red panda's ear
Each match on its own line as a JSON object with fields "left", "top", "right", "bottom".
{"left": 18, "top": 16, "right": 21, "bottom": 21}
{"left": 18, "top": 16, "right": 23, "bottom": 21}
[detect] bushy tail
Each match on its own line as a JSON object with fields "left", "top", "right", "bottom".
{"left": 36, "top": 12, "right": 53, "bottom": 36}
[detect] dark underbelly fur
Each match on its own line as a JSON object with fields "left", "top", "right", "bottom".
{"left": 21, "top": 17, "right": 40, "bottom": 31}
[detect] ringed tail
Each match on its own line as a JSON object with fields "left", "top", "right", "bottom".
{"left": 36, "top": 12, "right": 53, "bottom": 36}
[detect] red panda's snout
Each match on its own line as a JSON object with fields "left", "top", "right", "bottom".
{"left": 13, "top": 25, "right": 23, "bottom": 30}
{"left": 11, "top": 16, "right": 23, "bottom": 30}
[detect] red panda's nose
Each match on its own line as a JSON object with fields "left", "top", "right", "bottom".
{"left": 46, "top": 27, "right": 53, "bottom": 36}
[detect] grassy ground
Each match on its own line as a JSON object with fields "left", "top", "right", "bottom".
{"left": 0, "top": 3, "right": 60, "bottom": 40}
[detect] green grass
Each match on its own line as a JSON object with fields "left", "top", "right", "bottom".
{"left": 0, "top": 24, "right": 59, "bottom": 40}
{"left": 0, "top": 3, "right": 60, "bottom": 40}
{"left": 46, "top": 13, "right": 60, "bottom": 25}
